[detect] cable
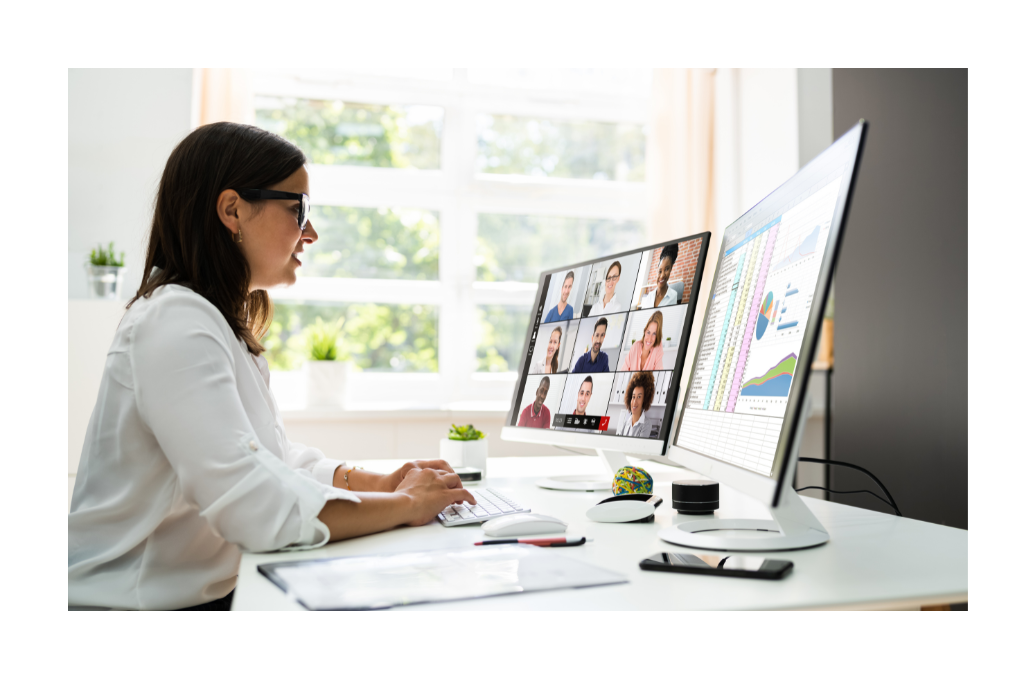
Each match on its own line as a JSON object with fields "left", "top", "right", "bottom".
{"left": 797, "top": 457, "right": 902, "bottom": 517}
{"left": 793, "top": 486, "right": 902, "bottom": 516}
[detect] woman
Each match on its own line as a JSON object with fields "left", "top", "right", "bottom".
{"left": 622, "top": 311, "right": 664, "bottom": 371}
{"left": 589, "top": 261, "right": 624, "bottom": 315}
{"left": 67, "top": 123, "right": 475, "bottom": 611}
{"left": 544, "top": 271, "right": 575, "bottom": 322}
{"left": 650, "top": 243, "right": 681, "bottom": 308}
{"left": 531, "top": 326, "right": 563, "bottom": 374}
{"left": 618, "top": 371, "right": 655, "bottom": 438}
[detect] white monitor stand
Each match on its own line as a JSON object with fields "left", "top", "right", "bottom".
{"left": 536, "top": 448, "right": 632, "bottom": 491}
{"left": 660, "top": 397, "right": 829, "bottom": 551}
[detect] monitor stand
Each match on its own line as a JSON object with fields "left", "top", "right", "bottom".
{"left": 537, "top": 448, "right": 629, "bottom": 491}
{"left": 657, "top": 421, "right": 829, "bottom": 550}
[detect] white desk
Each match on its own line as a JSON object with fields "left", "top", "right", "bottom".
{"left": 233, "top": 456, "right": 968, "bottom": 611}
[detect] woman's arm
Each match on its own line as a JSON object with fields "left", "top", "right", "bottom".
{"left": 319, "top": 468, "right": 475, "bottom": 540}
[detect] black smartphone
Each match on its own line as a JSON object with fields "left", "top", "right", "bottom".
{"left": 640, "top": 552, "right": 793, "bottom": 580}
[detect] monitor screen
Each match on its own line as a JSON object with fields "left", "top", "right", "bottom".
{"left": 673, "top": 126, "right": 863, "bottom": 478}
{"left": 506, "top": 234, "right": 710, "bottom": 452}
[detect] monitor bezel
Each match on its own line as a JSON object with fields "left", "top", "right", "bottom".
{"left": 667, "top": 120, "right": 868, "bottom": 507}
{"left": 502, "top": 232, "right": 711, "bottom": 458}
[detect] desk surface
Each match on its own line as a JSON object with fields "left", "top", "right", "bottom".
{"left": 233, "top": 456, "right": 968, "bottom": 611}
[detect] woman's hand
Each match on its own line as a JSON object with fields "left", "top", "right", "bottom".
{"left": 381, "top": 459, "right": 456, "bottom": 493}
{"left": 395, "top": 468, "right": 476, "bottom": 526}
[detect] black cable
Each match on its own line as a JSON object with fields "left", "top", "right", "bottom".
{"left": 797, "top": 457, "right": 902, "bottom": 517}
{"left": 793, "top": 486, "right": 902, "bottom": 516}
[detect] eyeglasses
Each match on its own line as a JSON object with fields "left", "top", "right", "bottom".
{"left": 235, "top": 189, "right": 311, "bottom": 231}
{"left": 606, "top": 274, "right": 620, "bottom": 282}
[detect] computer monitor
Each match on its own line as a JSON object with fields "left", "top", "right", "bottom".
{"left": 501, "top": 233, "right": 711, "bottom": 490}
{"left": 660, "top": 120, "right": 868, "bottom": 551}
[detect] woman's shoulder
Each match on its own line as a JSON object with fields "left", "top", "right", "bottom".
{"left": 125, "top": 284, "right": 236, "bottom": 349}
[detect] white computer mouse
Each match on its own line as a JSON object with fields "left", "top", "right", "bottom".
{"left": 482, "top": 513, "right": 568, "bottom": 537}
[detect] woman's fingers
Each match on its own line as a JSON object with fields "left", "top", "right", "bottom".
{"left": 451, "top": 487, "right": 477, "bottom": 506}
{"left": 415, "top": 459, "right": 455, "bottom": 474}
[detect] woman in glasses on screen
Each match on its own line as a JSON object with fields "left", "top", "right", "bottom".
{"left": 531, "top": 326, "right": 564, "bottom": 374}
{"left": 622, "top": 311, "right": 664, "bottom": 371}
{"left": 589, "top": 261, "right": 624, "bottom": 316}
{"left": 68, "top": 123, "right": 475, "bottom": 611}
{"left": 618, "top": 371, "right": 655, "bottom": 438}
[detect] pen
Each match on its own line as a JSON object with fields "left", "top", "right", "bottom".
{"left": 475, "top": 537, "right": 589, "bottom": 547}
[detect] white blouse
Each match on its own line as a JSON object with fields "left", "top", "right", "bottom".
{"left": 589, "top": 296, "right": 624, "bottom": 317}
{"left": 68, "top": 283, "right": 359, "bottom": 610}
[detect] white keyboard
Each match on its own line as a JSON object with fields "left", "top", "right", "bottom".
{"left": 437, "top": 488, "right": 530, "bottom": 526}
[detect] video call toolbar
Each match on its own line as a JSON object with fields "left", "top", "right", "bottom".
{"left": 510, "top": 235, "right": 708, "bottom": 442}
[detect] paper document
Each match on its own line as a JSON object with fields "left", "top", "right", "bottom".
{"left": 258, "top": 544, "right": 627, "bottom": 610}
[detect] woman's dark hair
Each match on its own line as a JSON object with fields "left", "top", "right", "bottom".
{"left": 607, "top": 260, "right": 622, "bottom": 278}
{"left": 625, "top": 371, "right": 655, "bottom": 412}
{"left": 549, "top": 326, "right": 563, "bottom": 373}
{"left": 129, "top": 122, "right": 307, "bottom": 355}
{"left": 659, "top": 243, "right": 680, "bottom": 267}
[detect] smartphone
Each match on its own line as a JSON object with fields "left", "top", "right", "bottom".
{"left": 640, "top": 552, "right": 793, "bottom": 580}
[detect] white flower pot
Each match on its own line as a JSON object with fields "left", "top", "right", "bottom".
{"left": 304, "top": 360, "right": 347, "bottom": 409}
{"left": 439, "top": 438, "right": 488, "bottom": 478}
{"left": 85, "top": 265, "right": 125, "bottom": 300}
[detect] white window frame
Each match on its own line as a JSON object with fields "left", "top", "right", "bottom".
{"left": 254, "top": 69, "right": 650, "bottom": 409}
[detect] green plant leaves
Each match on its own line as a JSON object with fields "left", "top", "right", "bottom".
{"left": 306, "top": 316, "right": 346, "bottom": 361}
{"left": 448, "top": 423, "right": 485, "bottom": 441}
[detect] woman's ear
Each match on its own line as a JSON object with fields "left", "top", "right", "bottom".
{"left": 216, "top": 189, "right": 243, "bottom": 238}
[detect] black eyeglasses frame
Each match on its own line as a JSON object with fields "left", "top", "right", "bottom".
{"left": 234, "top": 189, "right": 311, "bottom": 231}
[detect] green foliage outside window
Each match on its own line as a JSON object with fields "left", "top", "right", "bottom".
{"left": 255, "top": 96, "right": 442, "bottom": 169}
{"left": 302, "top": 206, "right": 439, "bottom": 280}
{"left": 264, "top": 302, "right": 438, "bottom": 372}
{"left": 476, "top": 305, "right": 532, "bottom": 372}
{"left": 476, "top": 214, "right": 645, "bottom": 283}
{"left": 477, "top": 115, "right": 646, "bottom": 181}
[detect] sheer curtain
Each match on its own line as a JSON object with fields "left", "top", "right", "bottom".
{"left": 191, "top": 68, "right": 254, "bottom": 127}
{"left": 647, "top": 68, "right": 718, "bottom": 359}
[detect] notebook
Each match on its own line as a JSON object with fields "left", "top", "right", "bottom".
{"left": 257, "top": 544, "right": 627, "bottom": 610}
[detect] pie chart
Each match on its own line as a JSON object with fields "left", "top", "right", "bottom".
{"left": 756, "top": 291, "right": 775, "bottom": 340}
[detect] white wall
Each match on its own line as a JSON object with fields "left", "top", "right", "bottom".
{"left": 68, "top": 69, "right": 194, "bottom": 299}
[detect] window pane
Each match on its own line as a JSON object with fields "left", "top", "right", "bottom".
{"left": 468, "top": 69, "right": 651, "bottom": 97}
{"left": 255, "top": 96, "right": 443, "bottom": 169}
{"left": 302, "top": 206, "right": 439, "bottom": 280}
{"left": 264, "top": 302, "right": 438, "bottom": 372}
{"left": 476, "top": 214, "right": 645, "bottom": 283}
{"left": 476, "top": 115, "right": 646, "bottom": 181}
{"left": 477, "top": 305, "right": 531, "bottom": 373}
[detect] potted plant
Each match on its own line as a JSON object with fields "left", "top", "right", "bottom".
{"left": 86, "top": 242, "right": 126, "bottom": 299}
{"left": 303, "top": 316, "right": 348, "bottom": 409}
{"left": 440, "top": 424, "right": 488, "bottom": 478}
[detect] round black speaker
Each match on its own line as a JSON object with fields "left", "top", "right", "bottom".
{"left": 672, "top": 479, "right": 720, "bottom": 515}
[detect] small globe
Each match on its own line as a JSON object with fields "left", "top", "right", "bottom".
{"left": 612, "top": 466, "right": 653, "bottom": 496}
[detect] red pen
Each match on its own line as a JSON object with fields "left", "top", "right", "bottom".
{"left": 474, "top": 536, "right": 588, "bottom": 547}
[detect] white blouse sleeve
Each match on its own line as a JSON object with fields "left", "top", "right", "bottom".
{"left": 130, "top": 293, "right": 359, "bottom": 553}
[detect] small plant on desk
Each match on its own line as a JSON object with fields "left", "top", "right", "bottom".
{"left": 86, "top": 242, "right": 127, "bottom": 299}
{"left": 442, "top": 424, "right": 488, "bottom": 477}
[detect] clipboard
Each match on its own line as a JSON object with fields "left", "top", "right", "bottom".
{"left": 258, "top": 544, "right": 627, "bottom": 610}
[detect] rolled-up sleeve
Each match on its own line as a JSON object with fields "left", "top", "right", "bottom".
{"left": 130, "top": 294, "right": 359, "bottom": 553}
{"left": 285, "top": 440, "right": 348, "bottom": 488}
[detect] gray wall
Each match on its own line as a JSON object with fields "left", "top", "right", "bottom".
{"left": 831, "top": 69, "right": 967, "bottom": 528}
{"left": 69, "top": 69, "right": 194, "bottom": 299}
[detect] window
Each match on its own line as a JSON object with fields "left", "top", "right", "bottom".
{"left": 253, "top": 69, "right": 651, "bottom": 408}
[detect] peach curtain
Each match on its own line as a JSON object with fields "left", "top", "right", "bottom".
{"left": 192, "top": 69, "right": 255, "bottom": 127}
{"left": 647, "top": 69, "right": 718, "bottom": 367}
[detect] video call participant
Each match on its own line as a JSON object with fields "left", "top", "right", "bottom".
{"left": 544, "top": 271, "right": 575, "bottom": 322}
{"left": 518, "top": 377, "right": 552, "bottom": 428}
{"left": 572, "top": 317, "right": 611, "bottom": 373}
{"left": 589, "top": 261, "right": 625, "bottom": 316}
{"left": 574, "top": 376, "right": 593, "bottom": 417}
{"left": 650, "top": 243, "right": 681, "bottom": 308}
{"left": 531, "top": 327, "right": 563, "bottom": 374}
{"left": 622, "top": 311, "right": 664, "bottom": 371}
{"left": 618, "top": 371, "right": 655, "bottom": 438}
